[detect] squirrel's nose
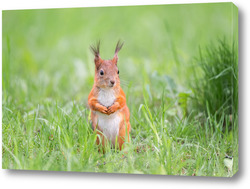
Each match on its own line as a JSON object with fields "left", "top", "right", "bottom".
{"left": 110, "top": 80, "right": 115, "bottom": 85}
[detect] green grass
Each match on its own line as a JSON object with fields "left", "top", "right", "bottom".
{"left": 2, "top": 88, "right": 238, "bottom": 176}
{"left": 2, "top": 3, "right": 238, "bottom": 176}
{"left": 191, "top": 39, "right": 238, "bottom": 118}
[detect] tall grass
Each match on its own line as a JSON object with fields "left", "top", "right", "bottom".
{"left": 191, "top": 39, "right": 238, "bottom": 119}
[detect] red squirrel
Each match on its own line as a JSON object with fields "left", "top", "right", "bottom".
{"left": 88, "top": 41, "right": 131, "bottom": 151}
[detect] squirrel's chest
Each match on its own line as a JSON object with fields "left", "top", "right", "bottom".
{"left": 97, "top": 89, "right": 116, "bottom": 107}
{"left": 96, "top": 89, "right": 120, "bottom": 144}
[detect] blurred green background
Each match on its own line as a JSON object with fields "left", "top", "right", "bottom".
{"left": 2, "top": 3, "right": 238, "bottom": 176}
{"left": 2, "top": 3, "right": 237, "bottom": 105}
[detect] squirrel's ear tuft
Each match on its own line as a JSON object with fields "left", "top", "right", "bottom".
{"left": 112, "top": 40, "right": 124, "bottom": 64}
{"left": 114, "top": 40, "right": 124, "bottom": 54}
{"left": 90, "top": 40, "right": 102, "bottom": 67}
{"left": 90, "top": 40, "right": 100, "bottom": 57}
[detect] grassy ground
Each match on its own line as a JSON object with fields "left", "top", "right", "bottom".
{"left": 2, "top": 3, "right": 238, "bottom": 176}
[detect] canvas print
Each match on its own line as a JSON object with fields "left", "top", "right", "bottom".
{"left": 2, "top": 3, "right": 238, "bottom": 177}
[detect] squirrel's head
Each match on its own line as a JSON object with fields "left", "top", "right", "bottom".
{"left": 90, "top": 40, "right": 124, "bottom": 89}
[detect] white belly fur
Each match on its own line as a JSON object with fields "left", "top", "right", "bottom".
{"left": 96, "top": 112, "right": 120, "bottom": 145}
{"left": 97, "top": 88, "right": 120, "bottom": 145}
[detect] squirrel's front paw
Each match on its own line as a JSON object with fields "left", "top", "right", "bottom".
{"left": 98, "top": 106, "right": 108, "bottom": 114}
{"left": 107, "top": 103, "right": 119, "bottom": 115}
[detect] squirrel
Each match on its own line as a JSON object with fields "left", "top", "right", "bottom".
{"left": 88, "top": 41, "right": 131, "bottom": 151}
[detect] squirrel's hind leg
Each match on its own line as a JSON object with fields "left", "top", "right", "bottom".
{"left": 118, "top": 119, "right": 131, "bottom": 151}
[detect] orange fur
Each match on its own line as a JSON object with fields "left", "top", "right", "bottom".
{"left": 88, "top": 41, "right": 130, "bottom": 151}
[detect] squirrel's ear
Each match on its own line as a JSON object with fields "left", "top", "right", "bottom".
{"left": 90, "top": 41, "right": 102, "bottom": 68}
{"left": 112, "top": 40, "right": 124, "bottom": 64}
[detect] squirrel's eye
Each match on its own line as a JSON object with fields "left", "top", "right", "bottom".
{"left": 100, "top": 70, "right": 104, "bottom": 76}
{"left": 118, "top": 70, "right": 119, "bottom": 74}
